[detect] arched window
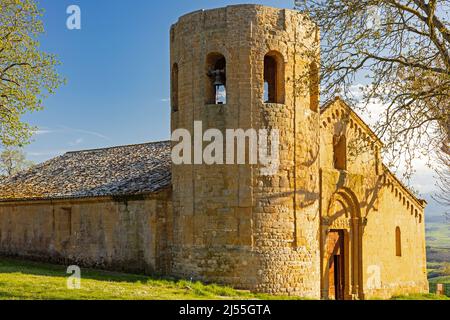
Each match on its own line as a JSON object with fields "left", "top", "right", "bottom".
{"left": 309, "top": 62, "right": 319, "bottom": 112}
{"left": 333, "top": 134, "right": 347, "bottom": 170}
{"left": 171, "top": 63, "right": 179, "bottom": 112}
{"left": 395, "top": 227, "right": 402, "bottom": 257}
{"left": 206, "top": 53, "right": 226, "bottom": 105}
{"left": 263, "top": 51, "right": 284, "bottom": 103}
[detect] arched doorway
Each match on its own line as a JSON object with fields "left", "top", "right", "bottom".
{"left": 321, "top": 188, "right": 363, "bottom": 300}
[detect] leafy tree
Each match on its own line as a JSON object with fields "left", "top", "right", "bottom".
{"left": 433, "top": 143, "right": 449, "bottom": 219}
{"left": 0, "top": 0, "right": 63, "bottom": 147}
{"left": 0, "top": 147, "right": 33, "bottom": 177}
{"left": 295, "top": 0, "right": 449, "bottom": 185}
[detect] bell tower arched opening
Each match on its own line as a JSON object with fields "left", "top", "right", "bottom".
{"left": 206, "top": 53, "right": 227, "bottom": 105}
{"left": 263, "top": 51, "right": 285, "bottom": 104}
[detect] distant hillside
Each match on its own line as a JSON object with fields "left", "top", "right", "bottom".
{"left": 426, "top": 216, "right": 450, "bottom": 251}
{"left": 426, "top": 214, "right": 448, "bottom": 224}
{"left": 425, "top": 213, "right": 449, "bottom": 280}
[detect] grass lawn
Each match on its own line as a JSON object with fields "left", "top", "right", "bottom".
{"left": 429, "top": 276, "right": 450, "bottom": 284}
{"left": 0, "top": 257, "right": 447, "bottom": 300}
{"left": 428, "top": 276, "right": 450, "bottom": 297}
{"left": 391, "top": 293, "right": 449, "bottom": 300}
{"left": 0, "top": 258, "right": 299, "bottom": 300}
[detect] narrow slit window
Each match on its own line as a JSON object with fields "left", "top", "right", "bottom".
{"left": 333, "top": 134, "right": 347, "bottom": 170}
{"left": 171, "top": 63, "right": 179, "bottom": 112}
{"left": 263, "top": 51, "right": 284, "bottom": 103}
{"left": 395, "top": 227, "right": 402, "bottom": 256}
{"left": 206, "top": 53, "right": 226, "bottom": 105}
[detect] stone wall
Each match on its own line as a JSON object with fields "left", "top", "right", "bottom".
{"left": 170, "top": 5, "right": 321, "bottom": 297}
{"left": 319, "top": 98, "right": 428, "bottom": 299}
{"left": 362, "top": 171, "right": 428, "bottom": 298}
{"left": 0, "top": 5, "right": 429, "bottom": 300}
{"left": 0, "top": 191, "right": 172, "bottom": 275}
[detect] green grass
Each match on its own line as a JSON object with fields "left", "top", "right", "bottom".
{"left": 429, "top": 276, "right": 450, "bottom": 284}
{"left": 428, "top": 276, "right": 450, "bottom": 297}
{"left": 0, "top": 258, "right": 300, "bottom": 300}
{"left": 391, "top": 293, "right": 449, "bottom": 300}
{"left": 0, "top": 257, "right": 447, "bottom": 300}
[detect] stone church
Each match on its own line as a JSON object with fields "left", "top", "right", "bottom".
{"left": 0, "top": 5, "right": 428, "bottom": 299}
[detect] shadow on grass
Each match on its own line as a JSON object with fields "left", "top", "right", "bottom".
{"left": 0, "top": 256, "right": 178, "bottom": 284}
{"left": 0, "top": 256, "right": 300, "bottom": 300}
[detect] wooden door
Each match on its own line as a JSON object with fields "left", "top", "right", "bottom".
{"left": 326, "top": 230, "right": 345, "bottom": 300}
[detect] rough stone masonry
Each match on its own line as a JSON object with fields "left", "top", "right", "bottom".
{"left": 0, "top": 5, "right": 428, "bottom": 299}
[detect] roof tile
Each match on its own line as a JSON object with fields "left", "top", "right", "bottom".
{"left": 0, "top": 141, "right": 171, "bottom": 201}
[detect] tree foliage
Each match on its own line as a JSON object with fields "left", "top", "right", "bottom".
{"left": 433, "top": 142, "right": 449, "bottom": 216}
{"left": 0, "top": 147, "right": 33, "bottom": 177}
{"left": 0, "top": 0, "right": 63, "bottom": 147}
{"left": 295, "top": 0, "right": 449, "bottom": 191}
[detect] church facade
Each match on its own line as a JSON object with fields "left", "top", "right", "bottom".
{"left": 0, "top": 5, "right": 428, "bottom": 299}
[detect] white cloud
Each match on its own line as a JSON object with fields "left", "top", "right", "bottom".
{"left": 348, "top": 84, "right": 365, "bottom": 100}
{"left": 348, "top": 84, "right": 385, "bottom": 127}
{"left": 33, "top": 126, "right": 110, "bottom": 141}
{"left": 59, "top": 126, "right": 110, "bottom": 140}
{"left": 34, "top": 128, "right": 54, "bottom": 135}
{"left": 349, "top": 83, "right": 440, "bottom": 195}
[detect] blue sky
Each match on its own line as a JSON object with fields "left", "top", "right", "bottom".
{"left": 24, "top": 0, "right": 294, "bottom": 161}
{"left": 19, "top": 0, "right": 446, "bottom": 216}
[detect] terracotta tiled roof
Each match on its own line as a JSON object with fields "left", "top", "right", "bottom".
{"left": 0, "top": 141, "right": 171, "bottom": 201}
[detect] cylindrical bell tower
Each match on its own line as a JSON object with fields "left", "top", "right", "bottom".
{"left": 170, "top": 4, "right": 321, "bottom": 297}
